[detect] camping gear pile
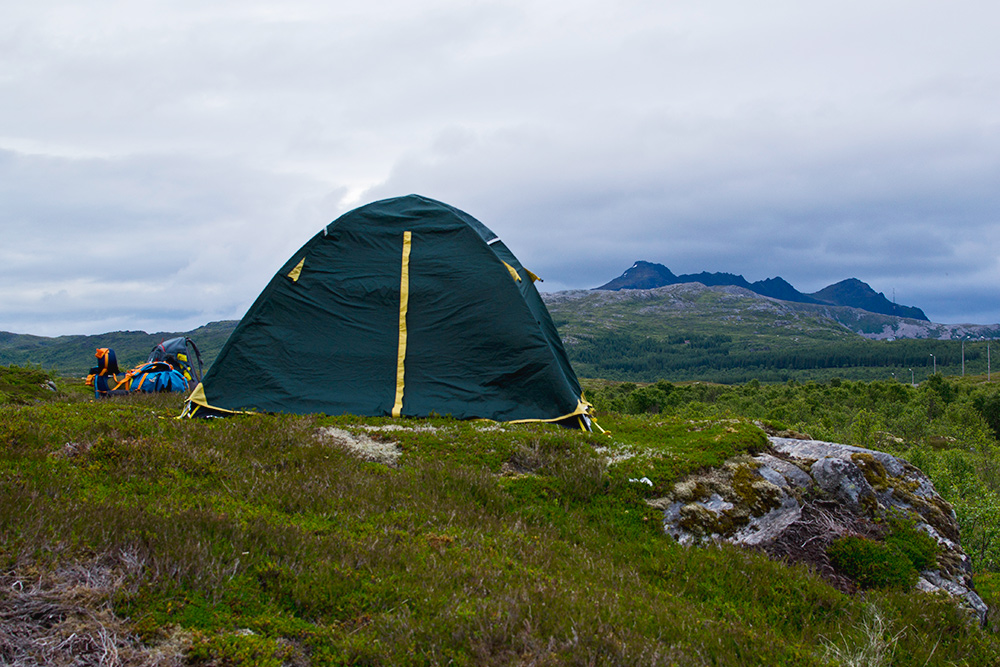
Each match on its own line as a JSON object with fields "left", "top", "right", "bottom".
{"left": 87, "top": 337, "right": 204, "bottom": 399}
{"left": 182, "top": 194, "right": 594, "bottom": 429}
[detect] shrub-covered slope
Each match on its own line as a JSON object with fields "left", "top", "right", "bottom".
{"left": 546, "top": 284, "right": 1000, "bottom": 383}
{"left": 1, "top": 367, "right": 998, "bottom": 665}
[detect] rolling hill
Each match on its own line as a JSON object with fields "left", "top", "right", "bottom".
{"left": 543, "top": 283, "right": 1000, "bottom": 383}
{"left": 0, "top": 321, "right": 238, "bottom": 377}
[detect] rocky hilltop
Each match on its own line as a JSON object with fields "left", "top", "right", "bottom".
{"left": 544, "top": 282, "right": 1000, "bottom": 341}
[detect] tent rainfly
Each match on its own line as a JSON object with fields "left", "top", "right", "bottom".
{"left": 182, "top": 195, "right": 593, "bottom": 429}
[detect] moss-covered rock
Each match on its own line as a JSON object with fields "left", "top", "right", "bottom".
{"left": 656, "top": 435, "right": 989, "bottom": 625}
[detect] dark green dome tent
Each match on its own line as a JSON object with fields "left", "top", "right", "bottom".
{"left": 183, "top": 195, "right": 593, "bottom": 428}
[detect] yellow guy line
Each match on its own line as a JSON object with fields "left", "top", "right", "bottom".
{"left": 392, "top": 231, "right": 412, "bottom": 417}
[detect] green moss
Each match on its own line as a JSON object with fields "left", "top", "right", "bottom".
{"left": 728, "top": 463, "right": 782, "bottom": 515}
{"left": 599, "top": 415, "right": 769, "bottom": 496}
{"left": 882, "top": 482, "right": 959, "bottom": 544}
{"left": 669, "top": 457, "right": 783, "bottom": 540}
{"left": 851, "top": 452, "right": 889, "bottom": 491}
{"left": 677, "top": 502, "right": 751, "bottom": 537}
{"left": 860, "top": 493, "right": 879, "bottom": 517}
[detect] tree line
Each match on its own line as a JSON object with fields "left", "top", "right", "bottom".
{"left": 567, "top": 331, "right": 991, "bottom": 383}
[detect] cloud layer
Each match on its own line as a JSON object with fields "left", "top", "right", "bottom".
{"left": 3, "top": 1, "right": 999, "bottom": 335}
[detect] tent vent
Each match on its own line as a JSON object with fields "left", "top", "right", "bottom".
{"left": 502, "top": 261, "right": 521, "bottom": 282}
{"left": 288, "top": 258, "right": 305, "bottom": 282}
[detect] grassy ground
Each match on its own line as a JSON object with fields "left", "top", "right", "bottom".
{"left": 1, "top": 367, "right": 998, "bottom": 665}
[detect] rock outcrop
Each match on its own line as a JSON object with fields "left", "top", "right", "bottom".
{"left": 650, "top": 436, "right": 988, "bottom": 625}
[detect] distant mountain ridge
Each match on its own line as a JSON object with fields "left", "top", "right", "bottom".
{"left": 598, "top": 261, "right": 928, "bottom": 321}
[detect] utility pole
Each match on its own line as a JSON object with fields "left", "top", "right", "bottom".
{"left": 962, "top": 339, "right": 965, "bottom": 376}
{"left": 930, "top": 353, "right": 936, "bottom": 374}
{"left": 910, "top": 368, "right": 914, "bottom": 386}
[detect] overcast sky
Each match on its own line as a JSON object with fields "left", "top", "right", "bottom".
{"left": 3, "top": 1, "right": 999, "bottom": 336}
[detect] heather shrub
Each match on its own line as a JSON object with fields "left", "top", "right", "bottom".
{"left": 827, "top": 536, "right": 917, "bottom": 590}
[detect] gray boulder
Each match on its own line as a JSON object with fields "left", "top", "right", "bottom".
{"left": 810, "top": 457, "right": 875, "bottom": 513}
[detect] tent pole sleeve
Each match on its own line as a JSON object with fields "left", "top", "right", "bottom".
{"left": 392, "top": 231, "right": 412, "bottom": 417}
{"left": 186, "top": 338, "right": 205, "bottom": 383}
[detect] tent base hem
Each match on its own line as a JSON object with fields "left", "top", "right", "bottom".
{"left": 181, "top": 386, "right": 594, "bottom": 430}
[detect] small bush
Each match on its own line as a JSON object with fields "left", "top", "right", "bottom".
{"left": 828, "top": 536, "right": 917, "bottom": 590}
{"left": 884, "top": 518, "right": 938, "bottom": 572}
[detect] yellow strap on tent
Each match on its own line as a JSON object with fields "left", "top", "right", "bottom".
{"left": 525, "top": 268, "right": 542, "bottom": 283}
{"left": 507, "top": 398, "right": 592, "bottom": 425}
{"left": 502, "top": 261, "right": 521, "bottom": 282}
{"left": 392, "top": 231, "right": 412, "bottom": 417}
{"left": 287, "top": 258, "right": 305, "bottom": 282}
{"left": 178, "top": 383, "right": 254, "bottom": 418}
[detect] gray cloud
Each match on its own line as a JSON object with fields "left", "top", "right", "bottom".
{"left": 0, "top": 149, "right": 336, "bottom": 335}
{"left": 2, "top": 1, "right": 999, "bottom": 334}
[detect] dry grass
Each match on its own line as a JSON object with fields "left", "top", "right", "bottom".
{"left": 0, "top": 549, "right": 187, "bottom": 666}
{"left": 819, "top": 605, "right": 906, "bottom": 667}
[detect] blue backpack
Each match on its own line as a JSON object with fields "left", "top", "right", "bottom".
{"left": 125, "top": 361, "right": 189, "bottom": 393}
{"left": 147, "top": 337, "right": 204, "bottom": 390}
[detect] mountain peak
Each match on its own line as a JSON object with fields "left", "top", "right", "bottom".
{"left": 750, "top": 277, "right": 823, "bottom": 304}
{"left": 809, "top": 279, "right": 928, "bottom": 321}
{"left": 597, "top": 261, "right": 678, "bottom": 290}
{"left": 596, "top": 263, "right": 930, "bottom": 321}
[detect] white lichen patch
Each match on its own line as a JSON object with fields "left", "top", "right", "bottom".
{"left": 355, "top": 424, "right": 440, "bottom": 433}
{"left": 473, "top": 423, "right": 507, "bottom": 432}
{"left": 316, "top": 427, "right": 402, "bottom": 466}
{"left": 595, "top": 444, "right": 643, "bottom": 465}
